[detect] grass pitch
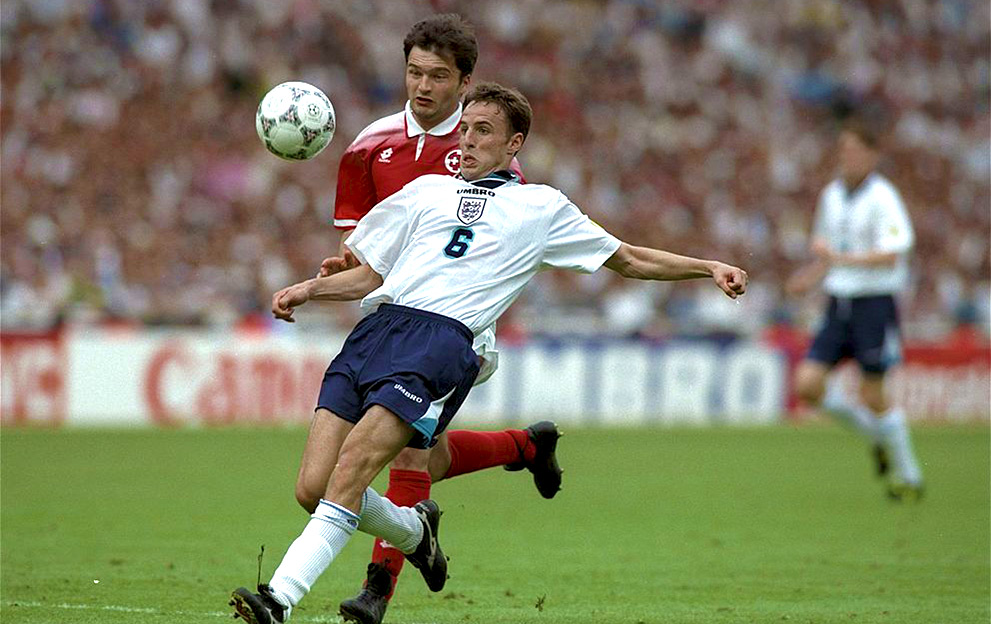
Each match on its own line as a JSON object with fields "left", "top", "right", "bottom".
{"left": 2, "top": 424, "right": 988, "bottom": 624}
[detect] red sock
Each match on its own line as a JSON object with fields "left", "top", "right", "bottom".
{"left": 444, "top": 429, "right": 534, "bottom": 479}
{"left": 370, "top": 469, "right": 431, "bottom": 600}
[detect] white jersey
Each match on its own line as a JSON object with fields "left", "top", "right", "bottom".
{"left": 348, "top": 170, "right": 621, "bottom": 335}
{"left": 813, "top": 172, "right": 914, "bottom": 297}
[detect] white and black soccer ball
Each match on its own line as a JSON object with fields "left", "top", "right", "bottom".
{"left": 255, "top": 82, "right": 336, "bottom": 161}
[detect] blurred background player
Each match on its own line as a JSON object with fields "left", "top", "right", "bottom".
{"left": 788, "top": 119, "right": 924, "bottom": 500}
{"left": 313, "top": 14, "right": 557, "bottom": 624}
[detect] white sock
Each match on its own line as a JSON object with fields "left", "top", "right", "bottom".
{"left": 357, "top": 487, "right": 423, "bottom": 553}
{"left": 822, "top": 382, "right": 879, "bottom": 443}
{"left": 875, "top": 407, "right": 923, "bottom": 484}
{"left": 268, "top": 499, "right": 359, "bottom": 611}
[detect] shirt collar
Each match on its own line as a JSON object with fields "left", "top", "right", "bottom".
{"left": 843, "top": 171, "right": 878, "bottom": 197}
{"left": 458, "top": 169, "right": 520, "bottom": 189}
{"left": 405, "top": 101, "right": 462, "bottom": 138}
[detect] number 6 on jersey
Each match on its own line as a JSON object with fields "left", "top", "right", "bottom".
{"left": 444, "top": 228, "right": 474, "bottom": 259}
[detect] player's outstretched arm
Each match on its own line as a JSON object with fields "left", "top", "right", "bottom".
{"left": 272, "top": 264, "right": 384, "bottom": 322}
{"left": 314, "top": 231, "right": 362, "bottom": 278}
{"left": 603, "top": 243, "right": 748, "bottom": 299}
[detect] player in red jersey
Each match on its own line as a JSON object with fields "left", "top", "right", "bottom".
{"left": 305, "top": 15, "right": 559, "bottom": 624}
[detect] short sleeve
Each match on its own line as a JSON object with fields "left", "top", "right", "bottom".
{"left": 541, "top": 194, "right": 621, "bottom": 273}
{"left": 333, "top": 143, "right": 378, "bottom": 230}
{"left": 346, "top": 187, "right": 414, "bottom": 276}
{"left": 875, "top": 186, "right": 914, "bottom": 253}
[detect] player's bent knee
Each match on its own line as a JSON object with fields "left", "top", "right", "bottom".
{"left": 794, "top": 362, "right": 827, "bottom": 405}
{"left": 295, "top": 482, "right": 320, "bottom": 514}
{"left": 794, "top": 376, "right": 824, "bottom": 405}
{"left": 427, "top": 437, "right": 452, "bottom": 483}
{"left": 332, "top": 446, "right": 380, "bottom": 490}
{"left": 391, "top": 446, "right": 430, "bottom": 472}
{"left": 795, "top": 385, "right": 821, "bottom": 405}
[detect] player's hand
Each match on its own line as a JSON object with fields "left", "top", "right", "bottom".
{"left": 317, "top": 249, "right": 360, "bottom": 277}
{"left": 272, "top": 281, "right": 313, "bottom": 323}
{"left": 712, "top": 263, "right": 748, "bottom": 299}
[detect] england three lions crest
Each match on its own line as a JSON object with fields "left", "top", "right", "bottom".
{"left": 457, "top": 197, "right": 487, "bottom": 224}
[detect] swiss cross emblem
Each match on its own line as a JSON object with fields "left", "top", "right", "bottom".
{"left": 457, "top": 197, "right": 486, "bottom": 224}
{"left": 444, "top": 149, "right": 461, "bottom": 173}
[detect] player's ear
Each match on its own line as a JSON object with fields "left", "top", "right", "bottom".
{"left": 458, "top": 73, "right": 471, "bottom": 97}
{"left": 507, "top": 132, "right": 524, "bottom": 155}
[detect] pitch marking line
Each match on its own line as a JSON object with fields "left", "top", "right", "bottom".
{"left": 2, "top": 600, "right": 440, "bottom": 623}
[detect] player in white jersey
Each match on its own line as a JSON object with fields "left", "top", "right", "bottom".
{"left": 230, "top": 83, "right": 748, "bottom": 624}
{"left": 787, "top": 121, "right": 923, "bottom": 500}
{"left": 319, "top": 19, "right": 551, "bottom": 624}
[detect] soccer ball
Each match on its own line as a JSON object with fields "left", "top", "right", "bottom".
{"left": 255, "top": 82, "right": 336, "bottom": 161}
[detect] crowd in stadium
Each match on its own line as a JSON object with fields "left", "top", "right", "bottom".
{"left": 2, "top": 0, "right": 988, "bottom": 340}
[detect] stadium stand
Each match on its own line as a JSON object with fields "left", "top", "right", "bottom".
{"left": 2, "top": 0, "right": 988, "bottom": 340}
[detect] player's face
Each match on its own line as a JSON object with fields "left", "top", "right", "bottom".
{"left": 458, "top": 101, "right": 524, "bottom": 180}
{"left": 838, "top": 131, "right": 878, "bottom": 186}
{"left": 405, "top": 46, "right": 468, "bottom": 130}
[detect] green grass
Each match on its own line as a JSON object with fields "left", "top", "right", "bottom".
{"left": 2, "top": 424, "right": 988, "bottom": 624}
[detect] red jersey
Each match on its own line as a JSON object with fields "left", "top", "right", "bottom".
{"left": 333, "top": 101, "right": 524, "bottom": 229}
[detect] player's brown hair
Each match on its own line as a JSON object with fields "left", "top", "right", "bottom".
{"left": 463, "top": 82, "right": 532, "bottom": 143}
{"left": 404, "top": 14, "right": 478, "bottom": 79}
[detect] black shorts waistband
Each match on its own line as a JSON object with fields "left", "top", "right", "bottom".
{"left": 377, "top": 304, "right": 474, "bottom": 342}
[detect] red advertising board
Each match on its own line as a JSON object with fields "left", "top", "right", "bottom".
{"left": 141, "top": 338, "right": 328, "bottom": 427}
{"left": 1, "top": 332, "right": 66, "bottom": 426}
{"left": 892, "top": 343, "right": 991, "bottom": 421}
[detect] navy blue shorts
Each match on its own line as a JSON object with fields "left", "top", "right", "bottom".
{"left": 316, "top": 304, "right": 480, "bottom": 449}
{"left": 807, "top": 295, "right": 902, "bottom": 374}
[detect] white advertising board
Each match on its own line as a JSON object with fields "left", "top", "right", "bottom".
{"left": 5, "top": 328, "right": 987, "bottom": 427}
{"left": 4, "top": 329, "right": 785, "bottom": 427}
